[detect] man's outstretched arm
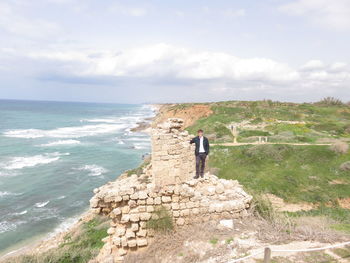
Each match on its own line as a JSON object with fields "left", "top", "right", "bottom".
{"left": 190, "top": 137, "right": 195, "bottom": 144}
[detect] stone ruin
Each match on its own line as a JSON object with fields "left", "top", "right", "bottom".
{"left": 89, "top": 118, "right": 253, "bottom": 262}
{"left": 152, "top": 118, "right": 195, "bottom": 186}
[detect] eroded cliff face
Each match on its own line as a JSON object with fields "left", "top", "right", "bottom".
{"left": 89, "top": 118, "right": 252, "bottom": 263}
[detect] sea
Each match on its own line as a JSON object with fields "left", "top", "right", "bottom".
{"left": 0, "top": 99, "right": 155, "bottom": 256}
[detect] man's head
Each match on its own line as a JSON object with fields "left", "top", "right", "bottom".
{"left": 197, "top": 129, "right": 203, "bottom": 137}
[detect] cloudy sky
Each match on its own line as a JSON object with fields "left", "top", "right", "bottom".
{"left": 0, "top": 0, "right": 350, "bottom": 103}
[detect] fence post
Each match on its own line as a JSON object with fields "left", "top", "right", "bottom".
{"left": 263, "top": 247, "right": 271, "bottom": 263}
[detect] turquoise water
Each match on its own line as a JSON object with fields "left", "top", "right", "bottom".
{"left": 0, "top": 100, "right": 154, "bottom": 254}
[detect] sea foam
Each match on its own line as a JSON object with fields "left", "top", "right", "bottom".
{"left": 40, "top": 140, "right": 81, "bottom": 147}
{"left": 75, "top": 164, "right": 108, "bottom": 177}
{"left": 3, "top": 123, "right": 127, "bottom": 139}
{"left": 1, "top": 152, "right": 68, "bottom": 170}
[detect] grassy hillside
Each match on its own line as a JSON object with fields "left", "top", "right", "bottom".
{"left": 182, "top": 99, "right": 350, "bottom": 233}
{"left": 184, "top": 100, "right": 350, "bottom": 143}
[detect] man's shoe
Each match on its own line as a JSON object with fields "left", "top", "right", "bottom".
{"left": 200, "top": 174, "right": 204, "bottom": 178}
{"left": 193, "top": 175, "right": 199, "bottom": 179}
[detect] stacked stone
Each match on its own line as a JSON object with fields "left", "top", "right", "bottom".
{"left": 90, "top": 173, "right": 252, "bottom": 262}
{"left": 89, "top": 118, "right": 253, "bottom": 262}
{"left": 151, "top": 118, "right": 195, "bottom": 186}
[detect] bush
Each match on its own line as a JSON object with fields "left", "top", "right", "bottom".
{"left": 330, "top": 141, "right": 349, "bottom": 154}
{"left": 239, "top": 130, "right": 270, "bottom": 138}
{"left": 146, "top": 206, "right": 173, "bottom": 232}
{"left": 340, "top": 161, "right": 350, "bottom": 171}
{"left": 316, "top": 97, "right": 344, "bottom": 106}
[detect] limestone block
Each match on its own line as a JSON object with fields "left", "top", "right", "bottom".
{"left": 122, "top": 195, "right": 130, "bottom": 201}
{"left": 173, "top": 210, "right": 180, "bottom": 217}
{"left": 180, "top": 209, "right": 190, "bottom": 217}
{"left": 130, "top": 214, "right": 140, "bottom": 222}
{"left": 112, "top": 236, "right": 121, "bottom": 246}
{"left": 125, "top": 229, "right": 135, "bottom": 239}
{"left": 115, "top": 227, "right": 126, "bottom": 237}
{"left": 146, "top": 206, "right": 154, "bottom": 212}
{"left": 215, "top": 184, "right": 225, "bottom": 194}
{"left": 154, "top": 197, "right": 161, "bottom": 205}
{"left": 118, "top": 248, "right": 127, "bottom": 256}
{"left": 120, "top": 214, "right": 130, "bottom": 223}
{"left": 140, "top": 212, "right": 152, "bottom": 221}
{"left": 121, "top": 237, "right": 128, "bottom": 247}
{"left": 128, "top": 200, "right": 137, "bottom": 208}
{"left": 121, "top": 206, "right": 130, "bottom": 214}
{"left": 138, "top": 191, "right": 148, "bottom": 199}
{"left": 146, "top": 197, "right": 154, "bottom": 205}
{"left": 128, "top": 239, "right": 137, "bottom": 248}
{"left": 130, "top": 193, "right": 139, "bottom": 200}
{"left": 89, "top": 197, "right": 99, "bottom": 208}
{"left": 162, "top": 196, "right": 172, "bottom": 203}
{"left": 176, "top": 218, "right": 185, "bottom": 226}
{"left": 107, "top": 227, "right": 115, "bottom": 235}
{"left": 131, "top": 223, "right": 139, "bottom": 232}
{"left": 137, "top": 238, "right": 148, "bottom": 247}
{"left": 137, "top": 199, "right": 146, "bottom": 205}
{"left": 111, "top": 208, "right": 121, "bottom": 217}
{"left": 137, "top": 229, "right": 147, "bottom": 237}
{"left": 171, "top": 203, "right": 180, "bottom": 210}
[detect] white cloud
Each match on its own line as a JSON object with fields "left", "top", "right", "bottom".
{"left": 280, "top": 0, "right": 350, "bottom": 30}
{"left": 109, "top": 3, "right": 147, "bottom": 17}
{"left": 0, "top": 2, "right": 62, "bottom": 39}
{"left": 3, "top": 43, "right": 350, "bottom": 102}
{"left": 301, "top": 60, "right": 325, "bottom": 70}
{"left": 224, "top": 8, "right": 246, "bottom": 18}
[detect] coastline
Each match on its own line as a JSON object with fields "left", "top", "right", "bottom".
{"left": 0, "top": 104, "right": 162, "bottom": 262}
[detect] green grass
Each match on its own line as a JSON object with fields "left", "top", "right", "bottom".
{"left": 209, "top": 238, "right": 218, "bottom": 245}
{"left": 209, "top": 144, "right": 350, "bottom": 204}
{"left": 182, "top": 100, "right": 350, "bottom": 142}
{"left": 146, "top": 206, "right": 174, "bottom": 232}
{"left": 5, "top": 216, "right": 109, "bottom": 263}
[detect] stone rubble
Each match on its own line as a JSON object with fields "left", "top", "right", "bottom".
{"left": 89, "top": 118, "right": 253, "bottom": 262}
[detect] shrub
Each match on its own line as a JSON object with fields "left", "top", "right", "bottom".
{"left": 146, "top": 206, "right": 173, "bottom": 232}
{"left": 340, "top": 161, "right": 350, "bottom": 171}
{"left": 330, "top": 141, "right": 349, "bottom": 154}
{"left": 316, "top": 97, "right": 344, "bottom": 106}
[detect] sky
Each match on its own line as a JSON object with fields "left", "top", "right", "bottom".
{"left": 0, "top": 0, "right": 350, "bottom": 103}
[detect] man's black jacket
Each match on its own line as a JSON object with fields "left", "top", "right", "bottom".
{"left": 190, "top": 136, "right": 210, "bottom": 156}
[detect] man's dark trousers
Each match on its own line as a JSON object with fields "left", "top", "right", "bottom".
{"left": 196, "top": 153, "right": 207, "bottom": 178}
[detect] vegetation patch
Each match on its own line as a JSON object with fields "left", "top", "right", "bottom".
{"left": 4, "top": 216, "right": 109, "bottom": 263}
{"left": 146, "top": 206, "right": 174, "bottom": 233}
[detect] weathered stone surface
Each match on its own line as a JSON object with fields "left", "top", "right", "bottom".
{"left": 90, "top": 118, "right": 253, "bottom": 263}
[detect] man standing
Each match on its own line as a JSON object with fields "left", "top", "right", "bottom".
{"left": 190, "top": 129, "right": 210, "bottom": 179}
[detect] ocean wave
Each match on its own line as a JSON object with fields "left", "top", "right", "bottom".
{"left": 0, "top": 191, "right": 22, "bottom": 198}
{"left": 57, "top": 195, "right": 66, "bottom": 200}
{"left": 0, "top": 171, "right": 18, "bottom": 177}
{"left": 35, "top": 201, "right": 50, "bottom": 208}
{"left": 75, "top": 164, "right": 108, "bottom": 177}
{"left": 40, "top": 140, "right": 81, "bottom": 147}
{"left": 12, "top": 210, "right": 28, "bottom": 216}
{"left": 0, "top": 221, "right": 25, "bottom": 234}
{"left": 81, "top": 118, "right": 122, "bottom": 124}
{"left": 3, "top": 123, "right": 128, "bottom": 139}
{"left": 1, "top": 152, "right": 68, "bottom": 170}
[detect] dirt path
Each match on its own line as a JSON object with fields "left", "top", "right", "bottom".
{"left": 212, "top": 142, "right": 332, "bottom": 147}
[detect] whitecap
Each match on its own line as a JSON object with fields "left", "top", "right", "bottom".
{"left": 75, "top": 164, "right": 108, "bottom": 177}
{"left": 0, "top": 191, "right": 22, "bottom": 198}
{"left": 12, "top": 210, "right": 28, "bottom": 216}
{"left": 57, "top": 195, "right": 66, "bottom": 200}
{"left": 81, "top": 118, "right": 122, "bottom": 124}
{"left": 0, "top": 221, "right": 17, "bottom": 234}
{"left": 35, "top": 201, "right": 50, "bottom": 208}
{"left": 40, "top": 140, "right": 81, "bottom": 147}
{"left": 3, "top": 123, "right": 128, "bottom": 139}
{"left": 1, "top": 152, "right": 68, "bottom": 170}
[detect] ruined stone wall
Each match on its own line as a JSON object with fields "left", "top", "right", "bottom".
{"left": 151, "top": 118, "right": 195, "bottom": 186}
{"left": 89, "top": 118, "right": 253, "bottom": 262}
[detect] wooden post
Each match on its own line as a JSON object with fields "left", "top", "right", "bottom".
{"left": 263, "top": 247, "right": 271, "bottom": 263}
